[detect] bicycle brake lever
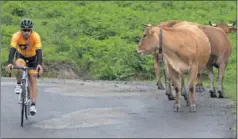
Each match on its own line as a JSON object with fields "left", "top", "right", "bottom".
{"left": 37, "top": 68, "right": 40, "bottom": 78}
{"left": 8, "top": 67, "right": 13, "bottom": 77}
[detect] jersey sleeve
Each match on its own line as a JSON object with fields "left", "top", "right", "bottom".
{"left": 34, "top": 32, "right": 42, "bottom": 49}
{"left": 10, "top": 33, "right": 19, "bottom": 48}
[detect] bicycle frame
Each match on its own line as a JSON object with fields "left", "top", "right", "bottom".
{"left": 13, "top": 66, "right": 31, "bottom": 105}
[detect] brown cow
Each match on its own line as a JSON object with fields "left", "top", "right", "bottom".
{"left": 157, "top": 20, "right": 232, "bottom": 99}
{"left": 136, "top": 23, "right": 211, "bottom": 112}
{"left": 195, "top": 21, "right": 236, "bottom": 92}
{"left": 209, "top": 21, "right": 237, "bottom": 34}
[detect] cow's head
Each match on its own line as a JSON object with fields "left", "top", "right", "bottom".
{"left": 208, "top": 21, "right": 237, "bottom": 34}
{"left": 136, "top": 24, "right": 161, "bottom": 55}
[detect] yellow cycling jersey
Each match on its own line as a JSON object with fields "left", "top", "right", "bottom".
{"left": 10, "top": 31, "right": 42, "bottom": 57}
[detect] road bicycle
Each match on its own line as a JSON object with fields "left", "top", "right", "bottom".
{"left": 9, "top": 66, "right": 40, "bottom": 127}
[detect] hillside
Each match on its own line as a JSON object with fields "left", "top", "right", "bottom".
{"left": 1, "top": 1, "right": 236, "bottom": 99}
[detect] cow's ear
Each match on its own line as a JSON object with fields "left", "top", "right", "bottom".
{"left": 229, "top": 27, "right": 237, "bottom": 33}
{"left": 233, "top": 21, "right": 236, "bottom": 26}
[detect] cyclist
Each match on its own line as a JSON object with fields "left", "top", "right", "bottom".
{"left": 5, "top": 18, "right": 43, "bottom": 116}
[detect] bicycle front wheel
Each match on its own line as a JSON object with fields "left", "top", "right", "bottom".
{"left": 21, "top": 96, "right": 24, "bottom": 127}
{"left": 21, "top": 79, "right": 27, "bottom": 127}
{"left": 25, "top": 87, "right": 31, "bottom": 120}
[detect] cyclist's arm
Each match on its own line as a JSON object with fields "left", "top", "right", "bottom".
{"left": 8, "top": 33, "right": 18, "bottom": 64}
{"left": 36, "top": 49, "right": 42, "bottom": 65}
{"left": 8, "top": 48, "right": 16, "bottom": 64}
{"left": 34, "top": 33, "right": 42, "bottom": 65}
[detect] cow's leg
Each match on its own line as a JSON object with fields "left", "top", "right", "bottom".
{"left": 154, "top": 54, "right": 164, "bottom": 90}
{"left": 217, "top": 63, "right": 227, "bottom": 98}
{"left": 187, "top": 64, "right": 198, "bottom": 112}
{"left": 163, "top": 60, "right": 174, "bottom": 100}
{"left": 164, "top": 62, "right": 175, "bottom": 100}
{"left": 167, "top": 64, "right": 181, "bottom": 112}
{"left": 165, "top": 79, "right": 175, "bottom": 100}
{"left": 172, "top": 75, "right": 182, "bottom": 112}
{"left": 207, "top": 65, "right": 217, "bottom": 98}
{"left": 195, "top": 73, "right": 205, "bottom": 92}
{"left": 181, "top": 77, "right": 188, "bottom": 102}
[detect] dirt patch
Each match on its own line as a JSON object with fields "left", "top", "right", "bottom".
{"left": 43, "top": 62, "right": 79, "bottom": 79}
{"left": 43, "top": 80, "right": 158, "bottom": 97}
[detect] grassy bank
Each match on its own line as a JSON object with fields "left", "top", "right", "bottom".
{"left": 1, "top": 1, "right": 236, "bottom": 101}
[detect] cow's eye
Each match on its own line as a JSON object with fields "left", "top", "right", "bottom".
{"left": 143, "top": 34, "right": 147, "bottom": 38}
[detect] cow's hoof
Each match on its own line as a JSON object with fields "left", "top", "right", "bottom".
{"left": 168, "top": 94, "right": 175, "bottom": 100}
{"left": 195, "top": 84, "right": 205, "bottom": 92}
{"left": 186, "top": 99, "right": 190, "bottom": 107}
{"left": 182, "top": 86, "right": 188, "bottom": 101}
{"left": 156, "top": 82, "right": 165, "bottom": 90}
{"left": 182, "top": 92, "right": 188, "bottom": 100}
{"left": 173, "top": 104, "right": 181, "bottom": 112}
{"left": 209, "top": 89, "right": 217, "bottom": 98}
{"left": 189, "top": 104, "right": 196, "bottom": 112}
{"left": 217, "top": 90, "right": 225, "bottom": 98}
{"left": 165, "top": 92, "right": 175, "bottom": 100}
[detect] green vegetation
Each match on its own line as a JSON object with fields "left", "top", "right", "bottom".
{"left": 1, "top": 1, "right": 236, "bottom": 100}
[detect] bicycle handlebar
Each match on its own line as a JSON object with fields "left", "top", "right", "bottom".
{"left": 9, "top": 66, "right": 41, "bottom": 78}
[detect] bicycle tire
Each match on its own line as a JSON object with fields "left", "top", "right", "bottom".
{"left": 21, "top": 95, "right": 25, "bottom": 127}
{"left": 25, "top": 87, "right": 30, "bottom": 120}
{"left": 25, "top": 104, "right": 28, "bottom": 120}
{"left": 21, "top": 79, "right": 26, "bottom": 127}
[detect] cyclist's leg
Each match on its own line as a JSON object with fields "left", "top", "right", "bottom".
{"left": 27, "top": 62, "right": 38, "bottom": 115}
{"left": 28, "top": 70, "right": 38, "bottom": 103}
{"left": 14, "top": 58, "right": 26, "bottom": 94}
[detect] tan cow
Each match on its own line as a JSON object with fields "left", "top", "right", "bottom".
{"left": 152, "top": 20, "right": 184, "bottom": 91}
{"left": 150, "top": 20, "right": 193, "bottom": 91}
{"left": 154, "top": 20, "right": 233, "bottom": 100}
{"left": 136, "top": 23, "right": 211, "bottom": 112}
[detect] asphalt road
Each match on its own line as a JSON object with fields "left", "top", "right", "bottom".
{"left": 1, "top": 77, "right": 236, "bottom": 138}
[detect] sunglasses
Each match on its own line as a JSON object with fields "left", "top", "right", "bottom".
{"left": 22, "top": 29, "right": 32, "bottom": 32}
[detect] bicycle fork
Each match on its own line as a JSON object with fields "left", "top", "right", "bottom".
{"left": 18, "top": 79, "right": 31, "bottom": 105}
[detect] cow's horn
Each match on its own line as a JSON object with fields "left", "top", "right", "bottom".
{"left": 228, "top": 21, "right": 236, "bottom": 26}
{"left": 142, "top": 24, "right": 152, "bottom": 27}
{"left": 209, "top": 21, "right": 216, "bottom": 26}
